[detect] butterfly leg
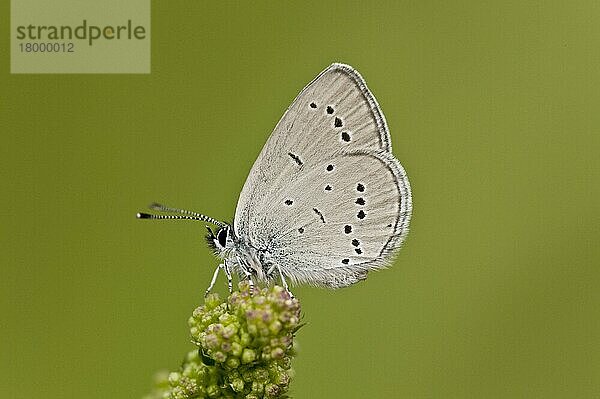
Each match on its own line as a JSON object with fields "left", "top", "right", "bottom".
{"left": 205, "top": 263, "right": 224, "bottom": 297}
{"left": 223, "top": 260, "right": 233, "bottom": 293}
{"left": 276, "top": 264, "right": 294, "bottom": 299}
{"left": 242, "top": 267, "right": 255, "bottom": 294}
{"left": 236, "top": 255, "right": 255, "bottom": 294}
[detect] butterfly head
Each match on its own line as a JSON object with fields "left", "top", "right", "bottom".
{"left": 206, "top": 224, "right": 234, "bottom": 255}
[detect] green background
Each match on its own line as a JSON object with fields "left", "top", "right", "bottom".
{"left": 2, "top": 1, "right": 599, "bottom": 398}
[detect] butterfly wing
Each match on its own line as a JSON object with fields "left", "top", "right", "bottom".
{"left": 234, "top": 63, "right": 412, "bottom": 287}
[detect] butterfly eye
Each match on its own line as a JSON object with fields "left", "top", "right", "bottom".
{"left": 217, "top": 228, "right": 228, "bottom": 247}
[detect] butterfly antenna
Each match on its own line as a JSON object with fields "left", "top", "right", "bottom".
{"left": 137, "top": 202, "right": 225, "bottom": 226}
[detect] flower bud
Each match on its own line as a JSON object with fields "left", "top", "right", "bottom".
{"left": 242, "top": 348, "right": 256, "bottom": 364}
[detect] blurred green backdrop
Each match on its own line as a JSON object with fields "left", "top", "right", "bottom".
{"left": 2, "top": 1, "right": 599, "bottom": 398}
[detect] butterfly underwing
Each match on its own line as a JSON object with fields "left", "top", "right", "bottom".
{"left": 138, "top": 63, "right": 412, "bottom": 292}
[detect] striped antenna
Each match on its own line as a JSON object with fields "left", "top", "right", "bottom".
{"left": 137, "top": 203, "right": 225, "bottom": 226}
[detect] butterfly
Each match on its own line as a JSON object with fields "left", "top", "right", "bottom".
{"left": 138, "top": 63, "right": 412, "bottom": 296}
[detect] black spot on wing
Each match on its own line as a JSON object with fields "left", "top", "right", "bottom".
{"left": 313, "top": 208, "right": 326, "bottom": 223}
{"left": 287, "top": 152, "right": 303, "bottom": 166}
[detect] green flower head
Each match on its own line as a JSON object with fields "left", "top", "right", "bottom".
{"left": 146, "top": 283, "right": 302, "bottom": 399}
